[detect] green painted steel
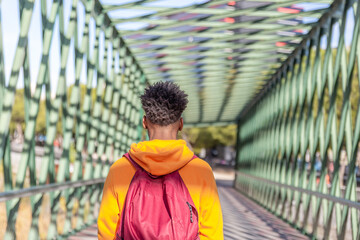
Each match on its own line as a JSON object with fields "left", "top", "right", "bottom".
{"left": 3, "top": 0, "right": 360, "bottom": 239}
{"left": 235, "top": 0, "right": 360, "bottom": 239}
{"left": 102, "top": 0, "right": 333, "bottom": 124}
{"left": 0, "top": 0, "right": 146, "bottom": 239}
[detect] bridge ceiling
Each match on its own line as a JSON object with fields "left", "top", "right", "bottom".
{"left": 100, "top": 0, "right": 333, "bottom": 125}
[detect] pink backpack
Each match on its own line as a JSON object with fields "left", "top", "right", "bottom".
{"left": 116, "top": 153, "right": 200, "bottom": 240}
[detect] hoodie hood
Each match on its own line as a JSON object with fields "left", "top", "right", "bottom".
{"left": 129, "top": 139, "right": 194, "bottom": 176}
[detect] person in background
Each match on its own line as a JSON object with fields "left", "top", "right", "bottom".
{"left": 97, "top": 81, "right": 223, "bottom": 240}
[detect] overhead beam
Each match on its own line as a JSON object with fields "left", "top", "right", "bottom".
{"left": 131, "top": 35, "right": 301, "bottom": 56}
{"left": 118, "top": 0, "right": 330, "bottom": 36}
{"left": 109, "top": 0, "right": 232, "bottom": 24}
{"left": 125, "top": 11, "right": 320, "bottom": 45}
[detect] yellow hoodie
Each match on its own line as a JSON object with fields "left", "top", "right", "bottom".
{"left": 97, "top": 139, "right": 223, "bottom": 240}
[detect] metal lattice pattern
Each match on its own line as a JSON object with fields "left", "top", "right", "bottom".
{"left": 0, "top": 0, "right": 145, "bottom": 239}
{"left": 236, "top": 0, "right": 360, "bottom": 238}
{"left": 101, "top": 0, "right": 333, "bottom": 125}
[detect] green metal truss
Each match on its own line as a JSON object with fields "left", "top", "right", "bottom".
{"left": 100, "top": 0, "right": 333, "bottom": 124}
{"left": 1, "top": 0, "right": 359, "bottom": 239}
{"left": 235, "top": 0, "right": 360, "bottom": 238}
{"left": 0, "top": 0, "right": 146, "bottom": 239}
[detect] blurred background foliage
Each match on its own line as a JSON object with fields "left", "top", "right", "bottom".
{"left": 182, "top": 124, "right": 237, "bottom": 153}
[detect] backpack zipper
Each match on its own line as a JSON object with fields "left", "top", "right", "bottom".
{"left": 186, "top": 202, "right": 193, "bottom": 223}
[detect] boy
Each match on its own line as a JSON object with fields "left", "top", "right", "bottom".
{"left": 98, "top": 82, "right": 223, "bottom": 239}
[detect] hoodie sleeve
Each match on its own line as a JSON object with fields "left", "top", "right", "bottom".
{"left": 97, "top": 158, "right": 136, "bottom": 240}
{"left": 198, "top": 166, "right": 224, "bottom": 240}
{"left": 97, "top": 166, "right": 120, "bottom": 240}
{"left": 179, "top": 159, "right": 224, "bottom": 240}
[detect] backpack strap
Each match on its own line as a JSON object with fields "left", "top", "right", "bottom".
{"left": 123, "top": 153, "right": 142, "bottom": 171}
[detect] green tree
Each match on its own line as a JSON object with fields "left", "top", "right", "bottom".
{"left": 10, "top": 89, "right": 25, "bottom": 134}
{"left": 183, "top": 124, "right": 237, "bottom": 153}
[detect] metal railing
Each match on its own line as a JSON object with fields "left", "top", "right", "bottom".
{"left": 0, "top": 0, "right": 146, "bottom": 239}
{"left": 236, "top": 0, "right": 360, "bottom": 238}
{"left": 0, "top": 178, "right": 105, "bottom": 202}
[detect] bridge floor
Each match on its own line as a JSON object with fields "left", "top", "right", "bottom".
{"left": 68, "top": 177, "right": 306, "bottom": 239}
{"left": 218, "top": 180, "right": 306, "bottom": 240}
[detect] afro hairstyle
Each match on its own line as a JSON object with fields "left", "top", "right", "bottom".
{"left": 140, "top": 81, "right": 188, "bottom": 126}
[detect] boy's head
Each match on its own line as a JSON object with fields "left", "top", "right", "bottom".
{"left": 140, "top": 81, "right": 188, "bottom": 126}
{"left": 140, "top": 82, "right": 188, "bottom": 139}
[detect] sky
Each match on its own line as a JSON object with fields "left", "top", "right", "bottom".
{"left": 0, "top": 0, "right": 356, "bottom": 96}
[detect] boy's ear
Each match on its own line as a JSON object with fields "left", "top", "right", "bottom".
{"left": 142, "top": 116, "right": 147, "bottom": 129}
{"left": 178, "top": 118, "right": 183, "bottom": 131}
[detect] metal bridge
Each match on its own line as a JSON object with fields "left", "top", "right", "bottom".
{"left": 0, "top": 0, "right": 359, "bottom": 239}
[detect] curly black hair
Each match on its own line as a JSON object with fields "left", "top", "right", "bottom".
{"left": 140, "top": 81, "right": 188, "bottom": 126}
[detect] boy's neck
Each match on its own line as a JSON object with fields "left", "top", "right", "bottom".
{"left": 148, "top": 128, "right": 178, "bottom": 141}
